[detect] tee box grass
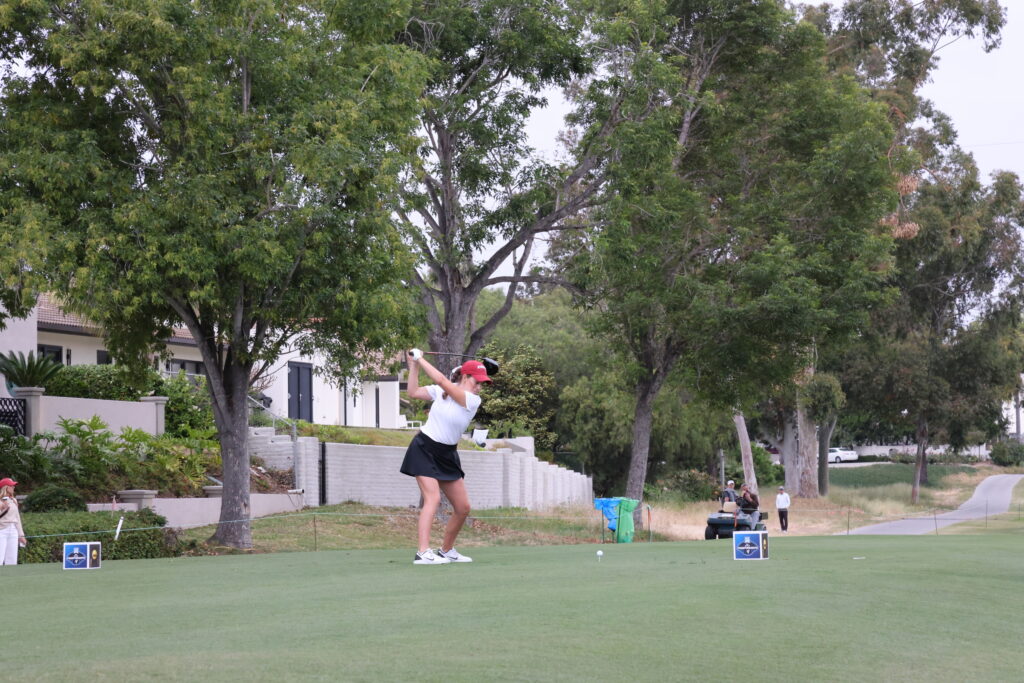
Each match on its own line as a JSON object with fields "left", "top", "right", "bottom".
{"left": 4, "top": 535, "right": 1023, "bottom": 681}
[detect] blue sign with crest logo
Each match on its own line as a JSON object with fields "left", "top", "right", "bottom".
{"left": 63, "top": 542, "right": 102, "bottom": 570}
{"left": 733, "top": 531, "right": 769, "bottom": 560}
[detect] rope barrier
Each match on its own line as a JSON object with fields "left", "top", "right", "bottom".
{"left": 21, "top": 503, "right": 1021, "bottom": 542}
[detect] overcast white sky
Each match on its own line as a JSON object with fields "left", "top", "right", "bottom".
{"left": 918, "top": 4, "right": 1024, "bottom": 181}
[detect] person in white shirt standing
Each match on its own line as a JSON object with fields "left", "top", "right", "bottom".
{"left": 0, "top": 477, "right": 27, "bottom": 565}
{"left": 401, "top": 350, "right": 491, "bottom": 565}
{"left": 775, "top": 485, "right": 791, "bottom": 533}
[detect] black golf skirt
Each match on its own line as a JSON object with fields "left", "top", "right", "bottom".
{"left": 400, "top": 432, "right": 465, "bottom": 481}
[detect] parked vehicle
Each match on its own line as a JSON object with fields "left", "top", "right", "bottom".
{"left": 828, "top": 446, "right": 858, "bottom": 463}
{"left": 705, "top": 504, "right": 768, "bottom": 539}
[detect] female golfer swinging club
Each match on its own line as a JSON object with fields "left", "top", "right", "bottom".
{"left": 401, "top": 348, "right": 491, "bottom": 564}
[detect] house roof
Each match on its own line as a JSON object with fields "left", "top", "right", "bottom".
{"left": 36, "top": 293, "right": 195, "bottom": 345}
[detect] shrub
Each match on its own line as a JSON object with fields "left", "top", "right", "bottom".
{"left": 474, "top": 345, "right": 558, "bottom": 451}
{"left": 143, "top": 436, "right": 221, "bottom": 497}
{"left": 44, "top": 364, "right": 160, "bottom": 401}
{"left": 34, "top": 417, "right": 220, "bottom": 499}
{"left": 647, "top": 468, "right": 718, "bottom": 503}
{"left": 889, "top": 450, "right": 916, "bottom": 465}
{"left": 989, "top": 441, "right": 1024, "bottom": 467}
{"left": 0, "top": 425, "right": 53, "bottom": 488}
{"left": 723, "top": 445, "right": 784, "bottom": 492}
{"left": 19, "top": 508, "right": 180, "bottom": 563}
{"left": 41, "top": 416, "right": 140, "bottom": 497}
{"left": 0, "top": 350, "right": 64, "bottom": 388}
{"left": 928, "top": 451, "right": 980, "bottom": 465}
{"left": 21, "top": 484, "right": 87, "bottom": 512}
{"left": 159, "top": 371, "right": 216, "bottom": 438}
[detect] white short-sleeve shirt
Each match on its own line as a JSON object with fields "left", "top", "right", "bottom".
{"left": 420, "top": 385, "right": 482, "bottom": 445}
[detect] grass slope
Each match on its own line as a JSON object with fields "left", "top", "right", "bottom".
{"left": 5, "top": 535, "right": 1023, "bottom": 681}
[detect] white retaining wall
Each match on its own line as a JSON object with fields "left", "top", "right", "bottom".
{"left": 39, "top": 394, "right": 166, "bottom": 435}
{"left": 12, "top": 387, "right": 166, "bottom": 436}
{"left": 87, "top": 493, "right": 305, "bottom": 528}
{"left": 247, "top": 427, "right": 592, "bottom": 510}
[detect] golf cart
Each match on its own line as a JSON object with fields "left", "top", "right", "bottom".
{"left": 704, "top": 501, "right": 768, "bottom": 539}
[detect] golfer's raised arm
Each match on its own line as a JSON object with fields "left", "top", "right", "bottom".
{"left": 415, "top": 355, "right": 468, "bottom": 407}
{"left": 406, "top": 351, "right": 432, "bottom": 401}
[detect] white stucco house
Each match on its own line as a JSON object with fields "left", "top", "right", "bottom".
{"left": 0, "top": 294, "right": 403, "bottom": 428}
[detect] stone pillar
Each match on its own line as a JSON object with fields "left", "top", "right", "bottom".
{"left": 139, "top": 396, "right": 169, "bottom": 435}
{"left": 118, "top": 489, "right": 158, "bottom": 510}
{"left": 11, "top": 386, "right": 44, "bottom": 437}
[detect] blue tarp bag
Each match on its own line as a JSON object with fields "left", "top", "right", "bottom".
{"left": 593, "top": 497, "right": 622, "bottom": 531}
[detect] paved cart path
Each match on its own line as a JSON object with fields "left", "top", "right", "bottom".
{"left": 846, "top": 474, "right": 1024, "bottom": 535}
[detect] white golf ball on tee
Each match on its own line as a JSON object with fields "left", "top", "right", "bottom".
{"left": 596, "top": 550, "right": 603, "bottom": 557}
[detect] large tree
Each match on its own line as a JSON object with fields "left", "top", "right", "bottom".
{"left": 752, "top": 0, "right": 1011, "bottom": 496}
{"left": 0, "top": 152, "right": 40, "bottom": 328}
{"left": 394, "top": 0, "right": 657, "bottom": 370}
{"left": 0, "top": 0, "right": 427, "bottom": 547}
{"left": 564, "top": 0, "right": 895, "bottom": 512}
{"left": 841, "top": 159, "right": 1024, "bottom": 503}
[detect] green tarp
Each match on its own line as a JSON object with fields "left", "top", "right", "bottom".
{"left": 593, "top": 497, "right": 640, "bottom": 543}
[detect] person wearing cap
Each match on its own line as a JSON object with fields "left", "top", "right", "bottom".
{"left": 775, "top": 485, "right": 791, "bottom": 533}
{"left": 0, "top": 477, "right": 26, "bottom": 565}
{"left": 401, "top": 352, "right": 491, "bottom": 565}
{"left": 720, "top": 480, "right": 738, "bottom": 506}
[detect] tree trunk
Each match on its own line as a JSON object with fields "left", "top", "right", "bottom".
{"left": 625, "top": 378, "right": 661, "bottom": 528}
{"left": 795, "top": 400, "right": 819, "bottom": 498}
{"left": 733, "top": 412, "right": 758, "bottom": 493}
{"left": 428, "top": 318, "right": 469, "bottom": 376}
{"left": 208, "top": 361, "right": 254, "bottom": 548}
{"left": 911, "top": 418, "right": 929, "bottom": 505}
{"left": 763, "top": 414, "right": 798, "bottom": 492}
{"left": 817, "top": 415, "right": 837, "bottom": 496}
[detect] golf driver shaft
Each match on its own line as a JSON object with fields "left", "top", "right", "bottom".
{"left": 409, "top": 349, "right": 500, "bottom": 375}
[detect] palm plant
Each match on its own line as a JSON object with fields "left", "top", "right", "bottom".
{"left": 0, "top": 350, "right": 64, "bottom": 388}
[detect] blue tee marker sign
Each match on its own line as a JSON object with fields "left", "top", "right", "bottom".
{"left": 63, "top": 542, "right": 102, "bottom": 570}
{"left": 733, "top": 531, "right": 769, "bottom": 560}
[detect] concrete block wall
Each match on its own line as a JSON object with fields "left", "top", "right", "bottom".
{"left": 247, "top": 427, "right": 321, "bottom": 507}
{"left": 248, "top": 427, "right": 593, "bottom": 511}
{"left": 325, "top": 443, "right": 419, "bottom": 507}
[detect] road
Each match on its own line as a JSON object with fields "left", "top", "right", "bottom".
{"left": 845, "top": 473, "right": 1024, "bottom": 535}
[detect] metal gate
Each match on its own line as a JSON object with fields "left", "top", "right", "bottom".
{"left": 0, "top": 397, "right": 26, "bottom": 436}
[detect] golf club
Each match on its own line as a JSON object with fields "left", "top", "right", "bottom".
{"left": 408, "top": 349, "right": 500, "bottom": 376}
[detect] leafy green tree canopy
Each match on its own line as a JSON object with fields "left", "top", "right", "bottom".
{"left": 0, "top": 0, "right": 428, "bottom": 547}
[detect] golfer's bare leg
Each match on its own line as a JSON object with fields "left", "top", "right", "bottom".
{"left": 439, "top": 478, "right": 471, "bottom": 552}
{"left": 416, "top": 476, "right": 441, "bottom": 552}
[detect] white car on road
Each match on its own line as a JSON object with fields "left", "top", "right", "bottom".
{"left": 828, "top": 447, "right": 858, "bottom": 463}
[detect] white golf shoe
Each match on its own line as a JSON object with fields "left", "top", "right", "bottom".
{"left": 436, "top": 547, "right": 473, "bottom": 563}
{"left": 413, "top": 549, "right": 451, "bottom": 565}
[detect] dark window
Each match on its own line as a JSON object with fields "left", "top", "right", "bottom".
{"left": 38, "top": 344, "right": 63, "bottom": 365}
{"left": 165, "top": 358, "right": 205, "bottom": 376}
{"left": 97, "top": 350, "right": 112, "bottom": 365}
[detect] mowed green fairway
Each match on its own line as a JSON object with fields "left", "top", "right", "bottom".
{"left": 5, "top": 535, "right": 1023, "bottom": 682}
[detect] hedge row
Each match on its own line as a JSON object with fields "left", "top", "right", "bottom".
{"left": 19, "top": 508, "right": 182, "bottom": 564}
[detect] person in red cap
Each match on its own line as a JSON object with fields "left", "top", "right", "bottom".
{"left": 0, "top": 477, "right": 26, "bottom": 565}
{"left": 400, "top": 352, "right": 491, "bottom": 565}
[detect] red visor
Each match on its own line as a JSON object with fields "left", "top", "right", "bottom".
{"left": 461, "top": 360, "right": 492, "bottom": 383}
